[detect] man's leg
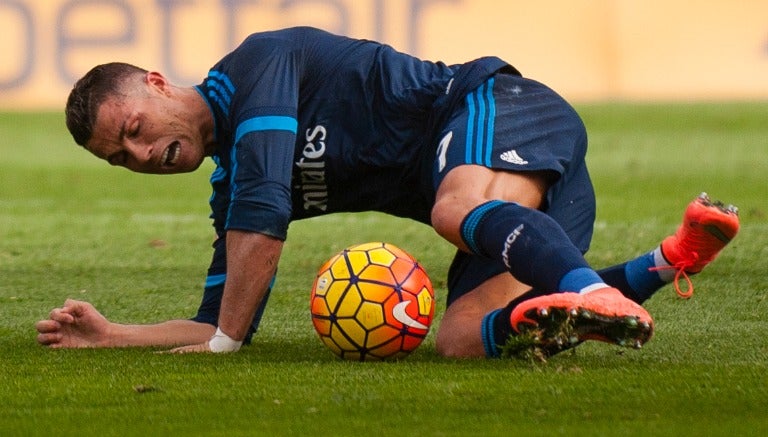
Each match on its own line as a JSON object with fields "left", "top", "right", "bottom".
{"left": 435, "top": 272, "right": 529, "bottom": 358}
{"left": 432, "top": 166, "right": 609, "bottom": 293}
{"left": 431, "top": 166, "right": 652, "bottom": 359}
{"left": 504, "top": 193, "right": 739, "bottom": 358}
{"left": 434, "top": 190, "right": 740, "bottom": 359}
{"left": 429, "top": 73, "right": 652, "bottom": 359}
{"left": 598, "top": 192, "right": 740, "bottom": 302}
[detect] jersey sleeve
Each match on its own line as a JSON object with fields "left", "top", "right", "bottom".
{"left": 223, "top": 37, "right": 301, "bottom": 240}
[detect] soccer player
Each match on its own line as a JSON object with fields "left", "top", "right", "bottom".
{"left": 36, "top": 27, "right": 739, "bottom": 359}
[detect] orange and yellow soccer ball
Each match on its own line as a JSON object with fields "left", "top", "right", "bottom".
{"left": 310, "top": 242, "right": 435, "bottom": 361}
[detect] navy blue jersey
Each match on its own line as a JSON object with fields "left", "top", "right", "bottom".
{"left": 189, "top": 27, "right": 600, "bottom": 337}
{"left": 195, "top": 26, "right": 512, "bottom": 241}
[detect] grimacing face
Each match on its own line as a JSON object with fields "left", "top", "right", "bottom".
{"left": 85, "top": 72, "right": 209, "bottom": 174}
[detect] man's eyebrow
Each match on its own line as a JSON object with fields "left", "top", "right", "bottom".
{"left": 103, "top": 119, "right": 127, "bottom": 164}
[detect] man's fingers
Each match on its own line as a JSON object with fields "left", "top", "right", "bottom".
{"left": 48, "top": 308, "right": 75, "bottom": 324}
{"left": 61, "top": 299, "right": 88, "bottom": 316}
{"left": 35, "top": 319, "right": 60, "bottom": 333}
{"left": 35, "top": 319, "right": 63, "bottom": 346}
{"left": 36, "top": 331, "right": 63, "bottom": 346}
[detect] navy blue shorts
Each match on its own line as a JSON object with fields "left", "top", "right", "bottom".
{"left": 432, "top": 73, "right": 596, "bottom": 306}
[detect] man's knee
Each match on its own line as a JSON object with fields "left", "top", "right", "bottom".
{"left": 430, "top": 197, "right": 462, "bottom": 243}
{"left": 431, "top": 166, "right": 552, "bottom": 246}
{"left": 435, "top": 315, "right": 484, "bottom": 358}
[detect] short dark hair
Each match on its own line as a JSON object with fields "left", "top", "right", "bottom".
{"left": 65, "top": 62, "right": 148, "bottom": 146}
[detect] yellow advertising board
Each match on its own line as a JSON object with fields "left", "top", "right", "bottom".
{"left": 1, "top": 0, "right": 767, "bottom": 109}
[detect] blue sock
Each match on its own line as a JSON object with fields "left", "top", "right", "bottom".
{"left": 598, "top": 251, "right": 666, "bottom": 303}
{"left": 559, "top": 267, "right": 608, "bottom": 293}
{"left": 625, "top": 251, "right": 666, "bottom": 302}
{"left": 460, "top": 201, "right": 598, "bottom": 292}
{"left": 481, "top": 309, "right": 502, "bottom": 358}
{"left": 482, "top": 287, "right": 553, "bottom": 358}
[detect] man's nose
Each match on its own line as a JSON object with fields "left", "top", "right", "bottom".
{"left": 125, "top": 141, "right": 154, "bottom": 164}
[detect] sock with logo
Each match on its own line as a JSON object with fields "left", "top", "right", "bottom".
{"left": 461, "top": 201, "right": 606, "bottom": 293}
{"left": 597, "top": 247, "right": 668, "bottom": 304}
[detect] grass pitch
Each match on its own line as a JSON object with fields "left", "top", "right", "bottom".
{"left": 1, "top": 103, "right": 767, "bottom": 436}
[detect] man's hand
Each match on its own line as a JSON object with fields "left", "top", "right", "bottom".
{"left": 35, "top": 299, "right": 112, "bottom": 348}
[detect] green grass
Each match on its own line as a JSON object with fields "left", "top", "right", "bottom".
{"left": 1, "top": 103, "right": 767, "bottom": 436}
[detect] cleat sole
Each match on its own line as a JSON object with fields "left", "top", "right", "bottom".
{"left": 507, "top": 307, "right": 653, "bottom": 359}
{"left": 505, "top": 289, "right": 654, "bottom": 360}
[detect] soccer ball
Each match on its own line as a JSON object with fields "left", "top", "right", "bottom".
{"left": 310, "top": 242, "right": 435, "bottom": 361}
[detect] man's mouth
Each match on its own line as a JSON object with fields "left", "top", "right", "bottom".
{"left": 162, "top": 142, "right": 180, "bottom": 166}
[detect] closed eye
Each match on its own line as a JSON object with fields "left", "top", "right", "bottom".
{"left": 128, "top": 121, "right": 140, "bottom": 139}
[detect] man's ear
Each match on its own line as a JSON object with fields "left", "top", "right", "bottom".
{"left": 145, "top": 71, "right": 171, "bottom": 96}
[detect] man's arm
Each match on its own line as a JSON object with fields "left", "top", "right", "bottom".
{"left": 219, "top": 229, "right": 283, "bottom": 341}
{"left": 37, "top": 231, "right": 283, "bottom": 352}
{"left": 35, "top": 299, "right": 215, "bottom": 348}
{"left": 168, "top": 229, "right": 283, "bottom": 353}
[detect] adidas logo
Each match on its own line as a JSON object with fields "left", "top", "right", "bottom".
{"left": 499, "top": 149, "right": 528, "bottom": 165}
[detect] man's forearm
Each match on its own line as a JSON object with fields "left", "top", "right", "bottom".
{"left": 218, "top": 230, "right": 283, "bottom": 341}
{"left": 108, "top": 319, "right": 216, "bottom": 347}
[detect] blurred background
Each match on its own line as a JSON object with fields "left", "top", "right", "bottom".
{"left": 1, "top": 0, "right": 767, "bottom": 110}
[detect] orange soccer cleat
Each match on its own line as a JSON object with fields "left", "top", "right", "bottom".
{"left": 657, "top": 193, "right": 740, "bottom": 298}
{"left": 505, "top": 288, "right": 654, "bottom": 360}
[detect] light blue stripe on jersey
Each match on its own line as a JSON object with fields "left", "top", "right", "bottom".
{"left": 474, "top": 82, "right": 486, "bottom": 166}
{"left": 484, "top": 77, "right": 496, "bottom": 167}
{"left": 208, "top": 70, "right": 235, "bottom": 94}
{"left": 194, "top": 85, "right": 220, "bottom": 132}
{"left": 206, "top": 70, "right": 235, "bottom": 116}
{"left": 205, "top": 273, "right": 227, "bottom": 288}
{"left": 234, "top": 116, "right": 298, "bottom": 145}
{"left": 464, "top": 78, "right": 496, "bottom": 167}
{"left": 465, "top": 93, "right": 476, "bottom": 164}
{"left": 209, "top": 155, "right": 226, "bottom": 183}
{"left": 209, "top": 155, "right": 226, "bottom": 205}
{"left": 207, "top": 91, "right": 230, "bottom": 117}
{"left": 226, "top": 144, "right": 240, "bottom": 228}
{"left": 226, "top": 115, "right": 298, "bottom": 228}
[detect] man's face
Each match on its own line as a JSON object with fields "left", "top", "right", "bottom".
{"left": 85, "top": 73, "right": 208, "bottom": 174}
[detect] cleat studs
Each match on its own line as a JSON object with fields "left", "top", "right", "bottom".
{"left": 640, "top": 321, "right": 651, "bottom": 330}
{"left": 618, "top": 339, "right": 627, "bottom": 347}
{"left": 569, "top": 308, "right": 579, "bottom": 318}
{"left": 581, "top": 310, "right": 593, "bottom": 320}
{"left": 538, "top": 308, "right": 549, "bottom": 317}
{"left": 569, "top": 336, "right": 579, "bottom": 344}
{"left": 634, "top": 340, "right": 643, "bottom": 349}
{"left": 625, "top": 317, "right": 638, "bottom": 327}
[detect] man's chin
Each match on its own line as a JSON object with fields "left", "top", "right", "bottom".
{"left": 169, "top": 158, "right": 205, "bottom": 174}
